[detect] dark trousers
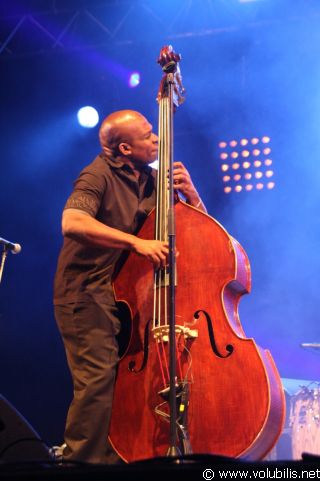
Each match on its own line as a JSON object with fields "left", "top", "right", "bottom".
{"left": 54, "top": 301, "right": 121, "bottom": 464}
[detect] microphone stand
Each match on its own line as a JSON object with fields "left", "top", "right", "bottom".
{"left": 0, "top": 247, "right": 9, "bottom": 285}
{"left": 166, "top": 72, "right": 181, "bottom": 458}
{"left": 158, "top": 46, "right": 188, "bottom": 459}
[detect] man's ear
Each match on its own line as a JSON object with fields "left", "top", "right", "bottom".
{"left": 119, "top": 142, "right": 132, "bottom": 156}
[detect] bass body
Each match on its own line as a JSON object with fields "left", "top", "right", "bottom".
{"left": 109, "top": 200, "right": 285, "bottom": 462}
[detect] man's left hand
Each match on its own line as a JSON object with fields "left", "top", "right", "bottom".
{"left": 172, "top": 162, "right": 207, "bottom": 213}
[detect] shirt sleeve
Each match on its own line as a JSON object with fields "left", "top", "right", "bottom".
{"left": 64, "top": 169, "right": 106, "bottom": 218}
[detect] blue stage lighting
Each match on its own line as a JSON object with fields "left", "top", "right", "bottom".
{"left": 77, "top": 106, "right": 99, "bottom": 128}
{"left": 128, "top": 72, "right": 140, "bottom": 88}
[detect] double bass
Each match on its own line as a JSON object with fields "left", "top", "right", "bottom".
{"left": 109, "top": 46, "right": 285, "bottom": 462}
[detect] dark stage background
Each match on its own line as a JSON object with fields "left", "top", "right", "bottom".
{"left": 0, "top": 0, "right": 320, "bottom": 450}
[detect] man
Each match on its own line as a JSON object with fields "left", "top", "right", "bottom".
{"left": 54, "top": 110, "right": 206, "bottom": 464}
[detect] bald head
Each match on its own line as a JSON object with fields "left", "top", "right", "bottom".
{"left": 99, "top": 109, "right": 158, "bottom": 168}
{"left": 99, "top": 110, "right": 147, "bottom": 156}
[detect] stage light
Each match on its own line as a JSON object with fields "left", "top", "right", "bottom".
{"left": 128, "top": 72, "right": 141, "bottom": 88}
{"left": 77, "top": 106, "right": 99, "bottom": 128}
{"left": 149, "top": 160, "right": 159, "bottom": 169}
{"left": 218, "top": 135, "right": 274, "bottom": 195}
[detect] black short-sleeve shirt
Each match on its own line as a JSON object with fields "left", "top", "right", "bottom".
{"left": 54, "top": 153, "right": 156, "bottom": 305}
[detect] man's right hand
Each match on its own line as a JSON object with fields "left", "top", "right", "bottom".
{"left": 131, "top": 238, "right": 169, "bottom": 269}
{"left": 62, "top": 209, "right": 169, "bottom": 269}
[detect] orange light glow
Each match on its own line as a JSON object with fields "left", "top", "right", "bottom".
{"left": 241, "top": 150, "right": 250, "bottom": 158}
{"left": 252, "top": 149, "right": 260, "bottom": 156}
{"left": 235, "top": 185, "right": 242, "bottom": 192}
{"left": 223, "top": 175, "right": 231, "bottom": 182}
{"left": 263, "top": 147, "right": 271, "bottom": 155}
{"left": 244, "top": 173, "right": 252, "bottom": 180}
{"left": 232, "top": 163, "right": 240, "bottom": 170}
{"left": 219, "top": 141, "right": 227, "bottom": 148}
{"left": 265, "top": 159, "right": 272, "bottom": 166}
{"left": 220, "top": 152, "right": 228, "bottom": 160}
{"left": 221, "top": 164, "right": 229, "bottom": 172}
{"left": 256, "top": 183, "right": 264, "bottom": 190}
{"left": 267, "top": 182, "right": 275, "bottom": 189}
{"left": 231, "top": 151, "right": 239, "bottom": 159}
{"left": 265, "top": 170, "right": 274, "bottom": 178}
{"left": 240, "top": 139, "right": 248, "bottom": 146}
{"left": 242, "top": 161, "right": 251, "bottom": 169}
{"left": 230, "top": 140, "right": 237, "bottom": 147}
{"left": 224, "top": 186, "right": 232, "bottom": 194}
{"left": 234, "top": 174, "right": 241, "bottom": 181}
{"left": 255, "top": 171, "right": 263, "bottom": 179}
{"left": 245, "top": 184, "right": 253, "bottom": 191}
{"left": 262, "top": 136, "right": 270, "bottom": 144}
{"left": 251, "top": 138, "right": 259, "bottom": 145}
{"left": 253, "top": 160, "right": 262, "bottom": 167}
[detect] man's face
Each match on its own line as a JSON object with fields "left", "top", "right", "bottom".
{"left": 126, "top": 116, "right": 158, "bottom": 166}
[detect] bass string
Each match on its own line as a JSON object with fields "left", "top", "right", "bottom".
{"left": 154, "top": 92, "right": 179, "bottom": 387}
{"left": 154, "top": 95, "right": 170, "bottom": 331}
{"left": 155, "top": 87, "right": 190, "bottom": 389}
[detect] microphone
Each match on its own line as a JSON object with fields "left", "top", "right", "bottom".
{"left": 0, "top": 237, "right": 22, "bottom": 254}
